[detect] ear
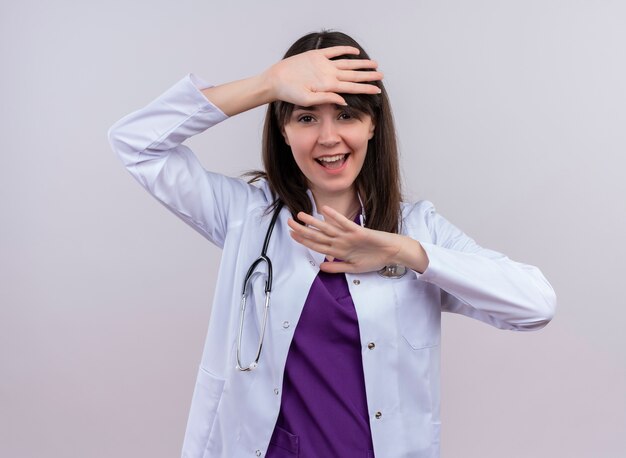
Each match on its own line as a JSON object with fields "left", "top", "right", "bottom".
{"left": 281, "top": 127, "right": 290, "bottom": 146}
{"left": 368, "top": 122, "right": 376, "bottom": 140}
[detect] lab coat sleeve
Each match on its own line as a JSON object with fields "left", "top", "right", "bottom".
{"left": 107, "top": 73, "right": 264, "bottom": 248}
{"left": 413, "top": 201, "right": 557, "bottom": 331}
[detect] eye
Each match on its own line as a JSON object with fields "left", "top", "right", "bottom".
{"left": 337, "top": 108, "right": 363, "bottom": 121}
{"left": 297, "top": 115, "right": 315, "bottom": 123}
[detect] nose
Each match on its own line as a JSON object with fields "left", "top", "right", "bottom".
{"left": 317, "top": 119, "right": 341, "bottom": 148}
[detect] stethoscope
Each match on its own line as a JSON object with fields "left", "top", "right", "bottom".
{"left": 236, "top": 200, "right": 407, "bottom": 372}
{"left": 236, "top": 201, "right": 283, "bottom": 372}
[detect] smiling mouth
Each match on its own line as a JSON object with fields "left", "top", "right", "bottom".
{"left": 315, "top": 153, "right": 350, "bottom": 170}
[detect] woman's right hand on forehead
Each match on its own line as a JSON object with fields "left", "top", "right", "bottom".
{"left": 200, "top": 46, "right": 382, "bottom": 116}
{"left": 262, "top": 46, "right": 383, "bottom": 107}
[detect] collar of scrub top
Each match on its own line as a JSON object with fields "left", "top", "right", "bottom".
{"left": 306, "top": 188, "right": 366, "bottom": 228}
{"left": 356, "top": 191, "right": 366, "bottom": 228}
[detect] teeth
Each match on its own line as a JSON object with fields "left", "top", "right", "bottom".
{"left": 317, "top": 154, "right": 346, "bottom": 163}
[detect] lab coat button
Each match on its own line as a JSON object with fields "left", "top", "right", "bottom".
{"left": 353, "top": 279, "right": 361, "bottom": 285}
{"left": 375, "top": 411, "right": 382, "bottom": 419}
{"left": 282, "top": 321, "right": 290, "bottom": 329}
{"left": 274, "top": 388, "right": 280, "bottom": 395}
{"left": 367, "top": 342, "right": 375, "bottom": 350}
{"left": 309, "top": 260, "right": 315, "bottom": 266}
{"left": 255, "top": 450, "right": 262, "bottom": 457}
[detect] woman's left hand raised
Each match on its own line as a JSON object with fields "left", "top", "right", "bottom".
{"left": 287, "top": 205, "right": 429, "bottom": 274}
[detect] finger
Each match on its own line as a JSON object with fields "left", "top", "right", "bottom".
{"left": 288, "top": 217, "right": 336, "bottom": 246}
{"left": 320, "top": 206, "right": 359, "bottom": 231}
{"left": 296, "top": 212, "right": 341, "bottom": 236}
{"left": 296, "top": 211, "right": 339, "bottom": 234}
{"left": 335, "top": 81, "right": 382, "bottom": 95}
{"left": 290, "top": 230, "right": 336, "bottom": 257}
{"left": 287, "top": 217, "right": 318, "bottom": 237}
{"left": 305, "top": 92, "right": 348, "bottom": 107}
{"left": 334, "top": 59, "right": 379, "bottom": 70}
{"left": 320, "top": 46, "right": 360, "bottom": 59}
{"left": 290, "top": 223, "right": 332, "bottom": 245}
{"left": 337, "top": 70, "right": 384, "bottom": 83}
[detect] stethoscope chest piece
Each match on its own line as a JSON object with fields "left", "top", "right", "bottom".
{"left": 377, "top": 264, "right": 407, "bottom": 279}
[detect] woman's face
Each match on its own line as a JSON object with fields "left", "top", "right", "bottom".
{"left": 282, "top": 103, "right": 375, "bottom": 202}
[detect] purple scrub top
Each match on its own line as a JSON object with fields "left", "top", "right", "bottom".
{"left": 266, "top": 267, "right": 375, "bottom": 458}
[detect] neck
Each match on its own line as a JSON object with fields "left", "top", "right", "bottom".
{"left": 311, "top": 188, "right": 361, "bottom": 221}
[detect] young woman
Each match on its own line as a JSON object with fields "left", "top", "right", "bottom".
{"left": 108, "top": 30, "right": 556, "bottom": 458}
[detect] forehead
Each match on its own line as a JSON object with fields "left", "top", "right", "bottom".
{"left": 291, "top": 103, "right": 345, "bottom": 112}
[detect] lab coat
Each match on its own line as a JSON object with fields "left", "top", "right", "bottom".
{"left": 108, "top": 74, "right": 557, "bottom": 458}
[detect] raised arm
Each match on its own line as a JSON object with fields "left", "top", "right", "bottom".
{"left": 200, "top": 46, "right": 382, "bottom": 116}
{"left": 108, "top": 47, "right": 383, "bottom": 247}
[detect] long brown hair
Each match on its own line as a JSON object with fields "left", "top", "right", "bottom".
{"left": 249, "top": 30, "right": 402, "bottom": 233}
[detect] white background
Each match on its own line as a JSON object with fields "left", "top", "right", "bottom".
{"left": 1, "top": 1, "right": 624, "bottom": 456}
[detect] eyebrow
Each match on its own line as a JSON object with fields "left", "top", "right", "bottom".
{"left": 292, "top": 104, "right": 346, "bottom": 112}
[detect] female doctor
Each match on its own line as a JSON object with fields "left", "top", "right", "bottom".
{"left": 108, "top": 30, "right": 557, "bottom": 458}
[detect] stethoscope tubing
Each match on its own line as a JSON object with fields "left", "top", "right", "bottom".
{"left": 235, "top": 200, "right": 406, "bottom": 371}
{"left": 236, "top": 202, "right": 283, "bottom": 371}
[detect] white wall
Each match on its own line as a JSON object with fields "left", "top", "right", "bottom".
{"left": 1, "top": 0, "right": 624, "bottom": 456}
